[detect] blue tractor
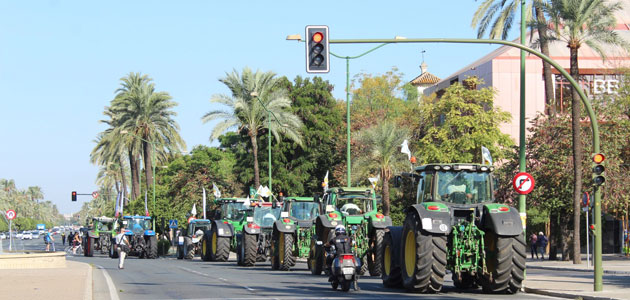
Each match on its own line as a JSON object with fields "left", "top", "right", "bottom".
{"left": 114, "top": 215, "right": 158, "bottom": 259}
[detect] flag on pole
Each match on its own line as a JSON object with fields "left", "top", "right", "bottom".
{"left": 202, "top": 187, "right": 207, "bottom": 219}
{"left": 481, "top": 146, "right": 493, "bottom": 165}
{"left": 213, "top": 182, "right": 221, "bottom": 198}
{"left": 322, "top": 171, "right": 329, "bottom": 191}
{"left": 119, "top": 193, "right": 125, "bottom": 216}
{"left": 191, "top": 203, "right": 197, "bottom": 216}
{"left": 243, "top": 196, "right": 251, "bottom": 207}
{"left": 401, "top": 139, "right": 411, "bottom": 160}
{"left": 258, "top": 186, "right": 272, "bottom": 198}
{"left": 114, "top": 191, "right": 121, "bottom": 217}
{"left": 144, "top": 191, "right": 149, "bottom": 216}
{"left": 368, "top": 174, "right": 380, "bottom": 189}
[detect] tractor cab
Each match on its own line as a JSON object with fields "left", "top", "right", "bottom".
{"left": 282, "top": 196, "right": 321, "bottom": 223}
{"left": 122, "top": 215, "right": 153, "bottom": 236}
{"left": 248, "top": 201, "right": 282, "bottom": 229}
{"left": 187, "top": 219, "right": 211, "bottom": 242}
{"left": 408, "top": 164, "right": 496, "bottom": 205}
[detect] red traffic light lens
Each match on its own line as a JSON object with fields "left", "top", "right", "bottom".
{"left": 312, "top": 32, "right": 323, "bottom": 43}
{"left": 72, "top": 192, "right": 76, "bottom": 196}
{"left": 593, "top": 153, "right": 605, "bottom": 164}
{"left": 589, "top": 224, "right": 595, "bottom": 230}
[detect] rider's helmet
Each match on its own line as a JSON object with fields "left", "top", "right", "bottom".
{"left": 334, "top": 225, "right": 346, "bottom": 236}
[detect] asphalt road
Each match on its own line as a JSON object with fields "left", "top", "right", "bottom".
{"left": 5, "top": 237, "right": 559, "bottom": 299}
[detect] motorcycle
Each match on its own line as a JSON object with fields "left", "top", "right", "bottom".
{"left": 319, "top": 241, "right": 360, "bottom": 292}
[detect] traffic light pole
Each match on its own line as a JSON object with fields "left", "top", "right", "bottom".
{"left": 325, "top": 37, "right": 602, "bottom": 291}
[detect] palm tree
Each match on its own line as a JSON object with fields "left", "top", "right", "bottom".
{"left": 472, "top": 0, "right": 557, "bottom": 115}
{"left": 110, "top": 72, "right": 186, "bottom": 193}
{"left": 541, "top": 0, "right": 628, "bottom": 264}
{"left": 352, "top": 122, "right": 410, "bottom": 216}
{"left": 91, "top": 128, "right": 131, "bottom": 202}
{"left": 202, "top": 68, "right": 304, "bottom": 188}
{"left": 27, "top": 186, "right": 43, "bottom": 219}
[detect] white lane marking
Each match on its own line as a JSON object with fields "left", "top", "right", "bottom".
{"left": 96, "top": 265, "right": 120, "bottom": 300}
{"left": 178, "top": 266, "right": 256, "bottom": 292}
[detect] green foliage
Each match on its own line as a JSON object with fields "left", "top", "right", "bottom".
{"left": 414, "top": 78, "right": 514, "bottom": 164}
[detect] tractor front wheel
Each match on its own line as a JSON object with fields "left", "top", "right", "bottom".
{"left": 147, "top": 236, "right": 158, "bottom": 259}
{"left": 242, "top": 232, "right": 257, "bottom": 267}
{"left": 382, "top": 228, "right": 403, "bottom": 288}
{"left": 368, "top": 229, "right": 385, "bottom": 276}
{"left": 213, "top": 228, "right": 230, "bottom": 262}
{"left": 277, "top": 232, "right": 295, "bottom": 271}
{"left": 200, "top": 232, "right": 210, "bottom": 261}
{"left": 480, "top": 232, "right": 526, "bottom": 294}
{"left": 308, "top": 238, "right": 324, "bottom": 275}
{"left": 183, "top": 237, "right": 194, "bottom": 260}
{"left": 401, "top": 212, "right": 447, "bottom": 293}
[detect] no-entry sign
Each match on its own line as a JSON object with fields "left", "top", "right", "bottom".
{"left": 512, "top": 172, "right": 535, "bottom": 195}
{"left": 92, "top": 191, "right": 99, "bottom": 199}
{"left": 6, "top": 209, "right": 16, "bottom": 220}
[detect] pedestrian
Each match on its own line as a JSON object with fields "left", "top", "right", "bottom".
{"left": 116, "top": 226, "right": 131, "bottom": 269}
{"left": 61, "top": 232, "right": 66, "bottom": 246}
{"left": 44, "top": 229, "right": 55, "bottom": 252}
{"left": 68, "top": 231, "right": 74, "bottom": 250}
{"left": 537, "top": 231, "right": 548, "bottom": 260}
{"left": 72, "top": 232, "right": 82, "bottom": 254}
{"left": 530, "top": 232, "right": 538, "bottom": 259}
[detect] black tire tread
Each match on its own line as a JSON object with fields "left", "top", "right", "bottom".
{"left": 242, "top": 232, "right": 257, "bottom": 267}
{"left": 381, "top": 231, "right": 403, "bottom": 288}
{"left": 481, "top": 233, "right": 526, "bottom": 294}
{"left": 279, "top": 233, "right": 296, "bottom": 271}
{"left": 147, "top": 236, "right": 158, "bottom": 259}
{"left": 402, "top": 213, "right": 447, "bottom": 293}
{"left": 183, "top": 237, "right": 194, "bottom": 260}
{"left": 215, "top": 236, "right": 230, "bottom": 262}
{"left": 369, "top": 229, "right": 385, "bottom": 276}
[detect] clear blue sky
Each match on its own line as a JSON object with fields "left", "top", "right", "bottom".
{"left": 0, "top": 1, "right": 521, "bottom": 215}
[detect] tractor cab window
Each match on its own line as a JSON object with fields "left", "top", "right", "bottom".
{"left": 337, "top": 196, "right": 373, "bottom": 216}
{"left": 129, "top": 218, "right": 151, "bottom": 234}
{"left": 98, "top": 223, "right": 110, "bottom": 231}
{"left": 223, "top": 202, "right": 246, "bottom": 221}
{"left": 290, "top": 201, "right": 320, "bottom": 221}
{"left": 435, "top": 171, "right": 492, "bottom": 204}
{"left": 253, "top": 206, "right": 282, "bottom": 227}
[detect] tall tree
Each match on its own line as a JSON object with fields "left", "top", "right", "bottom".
{"left": 202, "top": 68, "right": 303, "bottom": 189}
{"left": 542, "top": 0, "right": 628, "bottom": 264}
{"left": 352, "top": 121, "right": 410, "bottom": 216}
{"left": 472, "top": 0, "right": 557, "bottom": 115}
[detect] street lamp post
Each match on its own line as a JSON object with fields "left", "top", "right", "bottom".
{"left": 121, "top": 130, "right": 156, "bottom": 230}
{"left": 251, "top": 92, "right": 284, "bottom": 193}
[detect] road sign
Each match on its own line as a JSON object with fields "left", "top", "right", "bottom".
{"left": 582, "top": 192, "right": 590, "bottom": 207}
{"left": 92, "top": 191, "right": 99, "bottom": 199}
{"left": 5, "top": 209, "right": 16, "bottom": 220}
{"left": 512, "top": 172, "right": 535, "bottom": 195}
{"left": 36, "top": 224, "right": 46, "bottom": 230}
{"left": 169, "top": 219, "right": 178, "bottom": 229}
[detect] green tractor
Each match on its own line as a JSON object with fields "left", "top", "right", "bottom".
{"left": 236, "top": 200, "right": 283, "bottom": 267}
{"left": 308, "top": 187, "right": 391, "bottom": 276}
{"left": 270, "top": 196, "right": 321, "bottom": 271}
{"left": 382, "top": 163, "right": 525, "bottom": 294}
{"left": 200, "top": 198, "right": 248, "bottom": 262}
{"left": 84, "top": 216, "right": 115, "bottom": 257}
{"left": 177, "top": 218, "right": 212, "bottom": 260}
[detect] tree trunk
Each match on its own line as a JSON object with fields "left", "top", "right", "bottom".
{"left": 250, "top": 133, "right": 261, "bottom": 189}
{"left": 129, "top": 148, "right": 140, "bottom": 201}
{"left": 570, "top": 46, "right": 583, "bottom": 264}
{"left": 382, "top": 171, "right": 390, "bottom": 216}
{"left": 143, "top": 140, "right": 154, "bottom": 193}
{"left": 535, "top": 5, "right": 556, "bottom": 116}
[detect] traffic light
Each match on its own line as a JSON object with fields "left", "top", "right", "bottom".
{"left": 305, "top": 25, "right": 329, "bottom": 73}
{"left": 72, "top": 191, "right": 77, "bottom": 201}
{"left": 589, "top": 224, "right": 596, "bottom": 236}
{"left": 592, "top": 153, "right": 606, "bottom": 186}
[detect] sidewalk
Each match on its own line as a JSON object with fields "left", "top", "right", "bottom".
{"left": 0, "top": 257, "right": 92, "bottom": 300}
{"left": 524, "top": 254, "right": 630, "bottom": 300}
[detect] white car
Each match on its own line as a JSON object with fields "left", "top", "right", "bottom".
{"left": 0, "top": 233, "right": 6, "bottom": 239}
{"left": 32, "top": 232, "right": 40, "bottom": 239}
{"left": 16, "top": 232, "right": 23, "bottom": 239}
{"left": 21, "top": 232, "right": 33, "bottom": 240}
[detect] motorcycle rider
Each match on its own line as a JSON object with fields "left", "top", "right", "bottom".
{"left": 325, "top": 225, "right": 359, "bottom": 291}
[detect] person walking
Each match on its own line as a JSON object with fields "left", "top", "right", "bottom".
{"left": 61, "top": 232, "right": 66, "bottom": 246}
{"left": 537, "top": 231, "right": 548, "bottom": 260}
{"left": 72, "top": 232, "right": 82, "bottom": 254}
{"left": 530, "top": 232, "right": 538, "bottom": 259}
{"left": 44, "top": 229, "right": 54, "bottom": 251}
{"left": 116, "top": 226, "right": 131, "bottom": 269}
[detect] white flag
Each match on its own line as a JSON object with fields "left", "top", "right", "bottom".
{"left": 243, "top": 196, "right": 251, "bottom": 207}
{"left": 144, "top": 191, "right": 149, "bottom": 216}
{"left": 481, "top": 146, "right": 493, "bottom": 165}
{"left": 368, "top": 174, "right": 380, "bottom": 189}
{"left": 260, "top": 186, "right": 272, "bottom": 198}
{"left": 213, "top": 182, "right": 221, "bottom": 198}
{"left": 202, "top": 187, "right": 207, "bottom": 219}
{"left": 322, "top": 171, "right": 329, "bottom": 191}
{"left": 401, "top": 139, "right": 411, "bottom": 160}
{"left": 191, "top": 203, "right": 197, "bottom": 216}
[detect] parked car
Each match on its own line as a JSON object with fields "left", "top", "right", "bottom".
{"left": 21, "top": 232, "right": 33, "bottom": 240}
{"left": 32, "top": 232, "right": 40, "bottom": 239}
{"left": 16, "top": 232, "right": 23, "bottom": 239}
{"left": 0, "top": 233, "right": 6, "bottom": 239}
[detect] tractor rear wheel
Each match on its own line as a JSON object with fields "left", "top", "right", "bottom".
{"left": 368, "top": 229, "right": 385, "bottom": 276}
{"left": 480, "top": 232, "right": 526, "bottom": 294}
{"left": 382, "top": 228, "right": 403, "bottom": 288}
{"left": 183, "top": 237, "right": 194, "bottom": 260}
{"left": 401, "top": 212, "right": 447, "bottom": 293}
{"left": 242, "top": 232, "right": 257, "bottom": 267}
{"left": 308, "top": 239, "right": 324, "bottom": 275}
{"left": 147, "top": 236, "right": 158, "bottom": 259}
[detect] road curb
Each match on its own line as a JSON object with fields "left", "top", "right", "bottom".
{"left": 524, "top": 287, "right": 624, "bottom": 300}
{"left": 527, "top": 265, "right": 630, "bottom": 276}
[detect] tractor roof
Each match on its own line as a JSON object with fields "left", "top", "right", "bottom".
{"left": 414, "top": 163, "right": 495, "bottom": 173}
{"left": 122, "top": 215, "right": 151, "bottom": 220}
{"left": 216, "top": 197, "right": 248, "bottom": 203}
{"left": 327, "top": 187, "right": 374, "bottom": 198}
{"left": 284, "top": 196, "right": 314, "bottom": 202}
{"left": 190, "top": 219, "right": 211, "bottom": 224}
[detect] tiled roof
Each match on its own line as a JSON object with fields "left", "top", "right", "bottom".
{"left": 410, "top": 72, "right": 441, "bottom": 85}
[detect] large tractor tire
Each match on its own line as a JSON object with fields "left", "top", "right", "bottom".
{"left": 147, "top": 236, "right": 158, "bottom": 259}
{"left": 183, "top": 237, "right": 194, "bottom": 260}
{"left": 308, "top": 238, "right": 324, "bottom": 275}
{"left": 200, "top": 233, "right": 210, "bottom": 261}
{"left": 236, "top": 236, "right": 244, "bottom": 266}
{"left": 271, "top": 231, "right": 280, "bottom": 270}
{"left": 177, "top": 244, "right": 184, "bottom": 259}
{"left": 85, "top": 237, "right": 94, "bottom": 257}
{"left": 368, "top": 229, "right": 385, "bottom": 276}
{"left": 274, "top": 232, "right": 295, "bottom": 271}
{"left": 241, "top": 232, "right": 257, "bottom": 267}
{"left": 480, "top": 232, "right": 526, "bottom": 294}
{"left": 401, "top": 212, "right": 447, "bottom": 293}
{"left": 208, "top": 226, "right": 230, "bottom": 262}
{"left": 382, "top": 227, "right": 403, "bottom": 288}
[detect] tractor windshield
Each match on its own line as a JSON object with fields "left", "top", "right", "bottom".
{"left": 253, "top": 206, "right": 282, "bottom": 227}
{"left": 435, "top": 171, "right": 493, "bottom": 204}
{"left": 290, "top": 202, "right": 320, "bottom": 221}
{"left": 129, "top": 219, "right": 151, "bottom": 234}
{"left": 337, "top": 195, "right": 373, "bottom": 216}
{"left": 223, "top": 202, "right": 246, "bottom": 221}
